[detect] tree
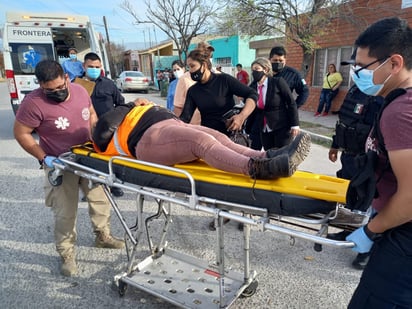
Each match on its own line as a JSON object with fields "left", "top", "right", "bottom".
{"left": 120, "top": 0, "right": 219, "bottom": 62}
{"left": 216, "top": 0, "right": 344, "bottom": 78}
{"left": 107, "top": 42, "right": 126, "bottom": 76}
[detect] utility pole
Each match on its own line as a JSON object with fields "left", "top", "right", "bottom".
{"left": 103, "top": 16, "right": 115, "bottom": 77}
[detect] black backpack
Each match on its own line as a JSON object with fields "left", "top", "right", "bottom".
{"left": 345, "top": 88, "right": 407, "bottom": 212}
{"left": 334, "top": 85, "right": 383, "bottom": 154}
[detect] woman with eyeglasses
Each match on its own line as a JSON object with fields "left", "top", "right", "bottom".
{"left": 314, "top": 63, "right": 343, "bottom": 116}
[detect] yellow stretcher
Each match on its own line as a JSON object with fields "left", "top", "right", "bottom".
{"left": 52, "top": 144, "right": 358, "bottom": 309}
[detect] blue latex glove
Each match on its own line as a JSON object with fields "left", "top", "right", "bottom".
{"left": 43, "top": 156, "right": 62, "bottom": 168}
{"left": 346, "top": 226, "right": 374, "bottom": 253}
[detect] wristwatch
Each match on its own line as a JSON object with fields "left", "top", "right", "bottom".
{"left": 363, "top": 224, "right": 383, "bottom": 241}
{"left": 39, "top": 155, "right": 47, "bottom": 166}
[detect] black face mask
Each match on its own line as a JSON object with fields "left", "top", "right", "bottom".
{"left": 271, "top": 62, "right": 285, "bottom": 73}
{"left": 252, "top": 70, "right": 265, "bottom": 82}
{"left": 46, "top": 88, "right": 69, "bottom": 103}
{"left": 190, "top": 67, "right": 204, "bottom": 82}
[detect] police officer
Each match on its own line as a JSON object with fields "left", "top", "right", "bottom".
{"left": 269, "top": 46, "right": 309, "bottom": 108}
{"left": 327, "top": 50, "right": 383, "bottom": 270}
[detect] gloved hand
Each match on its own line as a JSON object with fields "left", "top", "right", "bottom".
{"left": 43, "top": 156, "right": 62, "bottom": 169}
{"left": 346, "top": 226, "right": 374, "bottom": 253}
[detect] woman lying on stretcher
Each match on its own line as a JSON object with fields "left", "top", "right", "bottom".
{"left": 91, "top": 101, "right": 311, "bottom": 180}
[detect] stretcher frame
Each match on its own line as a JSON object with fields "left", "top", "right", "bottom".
{"left": 53, "top": 151, "right": 356, "bottom": 309}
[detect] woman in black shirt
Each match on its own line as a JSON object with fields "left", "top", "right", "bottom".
{"left": 180, "top": 43, "right": 258, "bottom": 135}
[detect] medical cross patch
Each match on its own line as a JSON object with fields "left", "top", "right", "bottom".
{"left": 55, "top": 116, "right": 70, "bottom": 130}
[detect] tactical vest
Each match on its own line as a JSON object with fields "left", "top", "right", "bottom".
{"left": 334, "top": 85, "right": 383, "bottom": 154}
{"left": 345, "top": 88, "right": 407, "bottom": 212}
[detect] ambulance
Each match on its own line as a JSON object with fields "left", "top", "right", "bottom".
{"left": 2, "top": 12, "right": 110, "bottom": 114}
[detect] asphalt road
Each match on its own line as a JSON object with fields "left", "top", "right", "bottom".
{"left": 0, "top": 82, "right": 361, "bottom": 309}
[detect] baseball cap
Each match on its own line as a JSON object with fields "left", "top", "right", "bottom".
{"left": 341, "top": 48, "right": 356, "bottom": 66}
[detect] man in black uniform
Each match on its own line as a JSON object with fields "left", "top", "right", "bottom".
{"left": 327, "top": 51, "right": 383, "bottom": 269}
{"left": 269, "top": 46, "right": 309, "bottom": 108}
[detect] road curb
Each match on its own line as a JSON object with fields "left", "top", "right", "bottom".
{"left": 301, "top": 129, "right": 332, "bottom": 146}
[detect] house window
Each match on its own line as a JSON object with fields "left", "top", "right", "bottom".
{"left": 215, "top": 57, "right": 232, "bottom": 67}
{"left": 313, "top": 46, "right": 353, "bottom": 88}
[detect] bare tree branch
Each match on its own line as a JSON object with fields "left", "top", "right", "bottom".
{"left": 120, "top": 0, "right": 219, "bottom": 62}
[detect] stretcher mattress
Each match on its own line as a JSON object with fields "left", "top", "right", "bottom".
{"left": 71, "top": 145, "right": 349, "bottom": 216}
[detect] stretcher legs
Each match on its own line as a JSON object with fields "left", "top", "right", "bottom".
{"left": 109, "top": 194, "right": 258, "bottom": 308}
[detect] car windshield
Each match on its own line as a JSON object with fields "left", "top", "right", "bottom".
{"left": 125, "top": 72, "right": 144, "bottom": 77}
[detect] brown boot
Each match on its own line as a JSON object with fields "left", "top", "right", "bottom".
{"left": 61, "top": 253, "right": 78, "bottom": 277}
{"left": 266, "top": 132, "right": 311, "bottom": 167}
{"left": 248, "top": 154, "right": 296, "bottom": 179}
{"left": 95, "top": 231, "right": 125, "bottom": 249}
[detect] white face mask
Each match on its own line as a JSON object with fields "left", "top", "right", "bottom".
{"left": 174, "top": 69, "right": 184, "bottom": 79}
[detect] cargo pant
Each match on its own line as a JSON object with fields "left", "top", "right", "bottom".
{"left": 348, "top": 222, "right": 412, "bottom": 308}
{"left": 43, "top": 167, "right": 112, "bottom": 257}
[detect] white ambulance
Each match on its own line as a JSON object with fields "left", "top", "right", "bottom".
{"left": 2, "top": 12, "right": 111, "bottom": 114}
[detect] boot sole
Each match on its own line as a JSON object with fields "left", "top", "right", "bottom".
{"left": 289, "top": 133, "right": 311, "bottom": 167}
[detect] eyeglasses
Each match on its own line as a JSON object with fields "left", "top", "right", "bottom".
{"left": 351, "top": 57, "right": 389, "bottom": 78}
{"left": 42, "top": 81, "right": 67, "bottom": 94}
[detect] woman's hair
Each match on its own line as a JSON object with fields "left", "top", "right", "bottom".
{"left": 251, "top": 57, "right": 273, "bottom": 77}
{"left": 328, "top": 64, "right": 337, "bottom": 73}
{"left": 171, "top": 60, "right": 185, "bottom": 68}
{"left": 187, "top": 41, "right": 215, "bottom": 69}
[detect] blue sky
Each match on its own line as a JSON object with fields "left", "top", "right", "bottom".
{"left": 0, "top": 0, "right": 168, "bottom": 49}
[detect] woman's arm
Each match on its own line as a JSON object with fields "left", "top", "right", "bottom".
{"left": 179, "top": 89, "right": 197, "bottom": 123}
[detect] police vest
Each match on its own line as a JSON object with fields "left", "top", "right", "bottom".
{"left": 334, "top": 85, "right": 383, "bottom": 154}
{"left": 345, "top": 88, "right": 406, "bottom": 212}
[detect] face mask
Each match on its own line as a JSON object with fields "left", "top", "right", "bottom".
{"left": 350, "top": 59, "right": 391, "bottom": 96}
{"left": 69, "top": 54, "right": 77, "bottom": 60}
{"left": 190, "top": 67, "right": 204, "bottom": 82}
{"left": 271, "top": 62, "right": 285, "bottom": 73}
{"left": 87, "top": 67, "right": 101, "bottom": 80}
{"left": 46, "top": 88, "right": 69, "bottom": 103}
{"left": 174, "top": 70, "right": 184, "bottom": 79}
{"left": 252, "top": 70, "right": 265, "bottom": 82}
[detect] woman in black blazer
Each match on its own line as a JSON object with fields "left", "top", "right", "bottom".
{"left": 247, "top": 57, "right": 300, "bottom": 150}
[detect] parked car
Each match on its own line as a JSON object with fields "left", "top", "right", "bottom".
{"left": 116, "top": 71, "right": 150, "bottom": 93}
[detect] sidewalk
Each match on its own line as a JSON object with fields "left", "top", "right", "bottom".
{"left": 299, "top": 109, "right": 337, "bottom": 146}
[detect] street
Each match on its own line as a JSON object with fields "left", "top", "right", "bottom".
{"left": 0, "top": 81, "right": 361, "bottom": 309}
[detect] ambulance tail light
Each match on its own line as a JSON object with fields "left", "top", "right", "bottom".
{"left": 5, "top": 70, "right": 18, "bottom": 99}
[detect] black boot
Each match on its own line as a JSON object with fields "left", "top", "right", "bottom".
{"left": 248, "top": 154, "right": 296, "bottom": 179}
{"left": 266, "top": 132, "right": 311, "bottom": 167}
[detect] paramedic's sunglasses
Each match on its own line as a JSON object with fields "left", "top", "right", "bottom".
{"left": 42, "top": 81, "right": 67, "bottom": 94}
{"left": 351, "top": 57, "right": 389, "bottom": 78}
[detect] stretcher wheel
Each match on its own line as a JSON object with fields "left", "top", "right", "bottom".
{"left": 48, "top": 170, "right": 62, "bottom": 186}
{"left": 241, "top": 279, "right": 258, "bottom": 298}
{"left": 314, "top": 243, "right": 323, "bottom": 252}
{"left": 118, "top": 281, "right": 128, "bottom": 297}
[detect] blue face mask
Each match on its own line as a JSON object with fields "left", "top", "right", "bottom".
{"left": 69, "top": 54, "right": 77, "bottom": 60}
{"left": 350, "top": 59, "right": 391, "bottom": 96}
{"left": 87, "top": 67, "right": 101, "bottom": 80}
